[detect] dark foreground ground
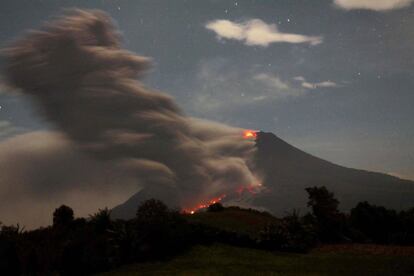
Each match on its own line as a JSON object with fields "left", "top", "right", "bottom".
{"left": 99, "top": 244, "right": 414, "bottom": 276}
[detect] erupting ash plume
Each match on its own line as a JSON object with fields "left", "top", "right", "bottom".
{"left": 3, "top": 9, "right": 260, "bottom": 211}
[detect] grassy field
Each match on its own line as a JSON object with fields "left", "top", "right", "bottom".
{"left": 99, "top": 244, "right": 414, "bottom": 275}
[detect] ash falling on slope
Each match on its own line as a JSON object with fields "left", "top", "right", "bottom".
{"left": 3, "top": 9, "right": 259, "bottom": 216}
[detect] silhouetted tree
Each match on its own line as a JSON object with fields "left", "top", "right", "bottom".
{"left": 398, "top": 207, "right": 414, "bottom": 244}
{"left": 306, "top": 186, "right": 339, "bottom": 218}
{"left": 258, "top": 210, "right": 317, "bottom": 252}
{"left": 350, "top": 201, "right": 399, "bottom": 243}
{"left": 0, "top": 223, "right": 21, "bottom": 275}
{"left": 136, "top": 199, "right": 169, "bottom": 222}
{"left": 53, "top": 205, "right": 74, "bottom": 227}
{"left": 305, "top": 186, "right": 346, "bottom": 242}
{"left": 134, "top": 199, "right": 189, "bottom": 259}
{"left": 89, "top": 208, "right": 112, "bottom": 233}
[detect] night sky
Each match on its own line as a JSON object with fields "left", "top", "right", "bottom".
{"left": 1, "top": 0, "right": 414, "bottom": 180}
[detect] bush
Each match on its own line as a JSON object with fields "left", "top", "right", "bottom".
{"left": 397, "top": 208, "right": 414, "bottom": 244}
{"left": 133, "top": 199, "right": 191, "bottom": 260}
{"left": 258, "top": 211, "right": 317, "bottom": 253}
{"left": 0, "top": 239, "right": 20, "bottom": 275}
{"left": 350, "top": 201, "right": 399, "bottom": 243}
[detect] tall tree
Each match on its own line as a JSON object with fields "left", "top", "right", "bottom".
{"left": 53, "top": 205, "right": 74, "bottom": 227}
{"left": 305, "top": 186, "right": 345, "bottom": 242}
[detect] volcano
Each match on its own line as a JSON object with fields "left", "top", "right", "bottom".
{"left": 111, "top": 131, "right": 414, "bottom": 219}
{"left": 252, "top": 131, "right": 414, "bottom": 215}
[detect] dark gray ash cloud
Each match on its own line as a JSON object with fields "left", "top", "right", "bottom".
{"left": 2, "top": 9, "right": 259, "bottom": 227}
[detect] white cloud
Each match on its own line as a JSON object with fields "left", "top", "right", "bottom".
{"left": 293, "top": 76, "right": 339, "bottom": 89}
{"left": 254, "top": 73, "right": 290, "bottom": 91}
{"left": 302, "top": 81, "right": 338, "bottom": 89}
{"left": 206, "top": 19, "right": 323, "bottom": 47}
{"left": 293, "top": 76, "right": 306, "bottom": 82}
{"left": 334, "top": 0, "right": 414, "bottom": 11}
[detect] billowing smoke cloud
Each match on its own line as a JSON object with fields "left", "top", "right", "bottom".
{"left": 0, "top": 131, "right": 141, "bottom": 228}
{"left": 2, "top": 9, "right": 258, "bottom": 225}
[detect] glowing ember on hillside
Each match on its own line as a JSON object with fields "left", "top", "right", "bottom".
{"left": 183, "top": 182, "right": 263, "bottom": 214}
{"left": 184, "top": 194, "right": 226, "bottom": 214}
{"left": 243, "top": 130, "right": 257, "bottom": 139}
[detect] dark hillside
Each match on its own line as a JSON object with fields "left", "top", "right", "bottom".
{"left": 185, "top": 206, "right": 278, "bottom": 238}
{"left": 254, "top": 131, "right": 414, "bottom": 215}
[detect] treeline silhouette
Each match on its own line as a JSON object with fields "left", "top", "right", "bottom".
{"left": 0, "top": 186, "right": 413, "bottom": 275}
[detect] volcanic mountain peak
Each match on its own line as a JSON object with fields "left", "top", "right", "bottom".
{"left": 253, "top": 131, "right": 414, "bottom": 214}
{"left": 255, "top": 131, "right": 336, "bottom": 167}
{"left": 112, "top": 131, "right": 414, "bottom": 219}
{"left": 256, "top": 131, "right": 291, "bottom": 148}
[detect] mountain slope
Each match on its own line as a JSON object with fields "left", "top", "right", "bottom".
{"left": 253, "top": 131, "right": 414, "bottom": 215}
{"left": 111, "top": 185, "right": 180, "bottom": 219}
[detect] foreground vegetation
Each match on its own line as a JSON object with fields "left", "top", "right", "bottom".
{"left": 0, "top": 186, "right": 413, "bottom": 275}
{"left": 100, "top": 243, "right": 414, "bottom": 276}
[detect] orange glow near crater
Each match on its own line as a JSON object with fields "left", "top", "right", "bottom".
{"left": 243, "top": 130, "right": 257, "bottom": 139}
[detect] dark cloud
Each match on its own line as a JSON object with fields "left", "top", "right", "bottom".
{"left": 2, "top": 9, "right": 259, "bottom": 227}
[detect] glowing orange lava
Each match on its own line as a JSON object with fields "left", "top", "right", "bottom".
{"left": 183, "top": 183, "right": 262, "bottom": 214}
{"left": 184, "top": 195, "right": 226, "bottom": 214}
{"left": 243, "top": 130, "right": 257, "bottom": 139}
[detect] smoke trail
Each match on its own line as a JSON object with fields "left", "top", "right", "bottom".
{"left": 3, "top": 9, "right": 258, "bottom": 209}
